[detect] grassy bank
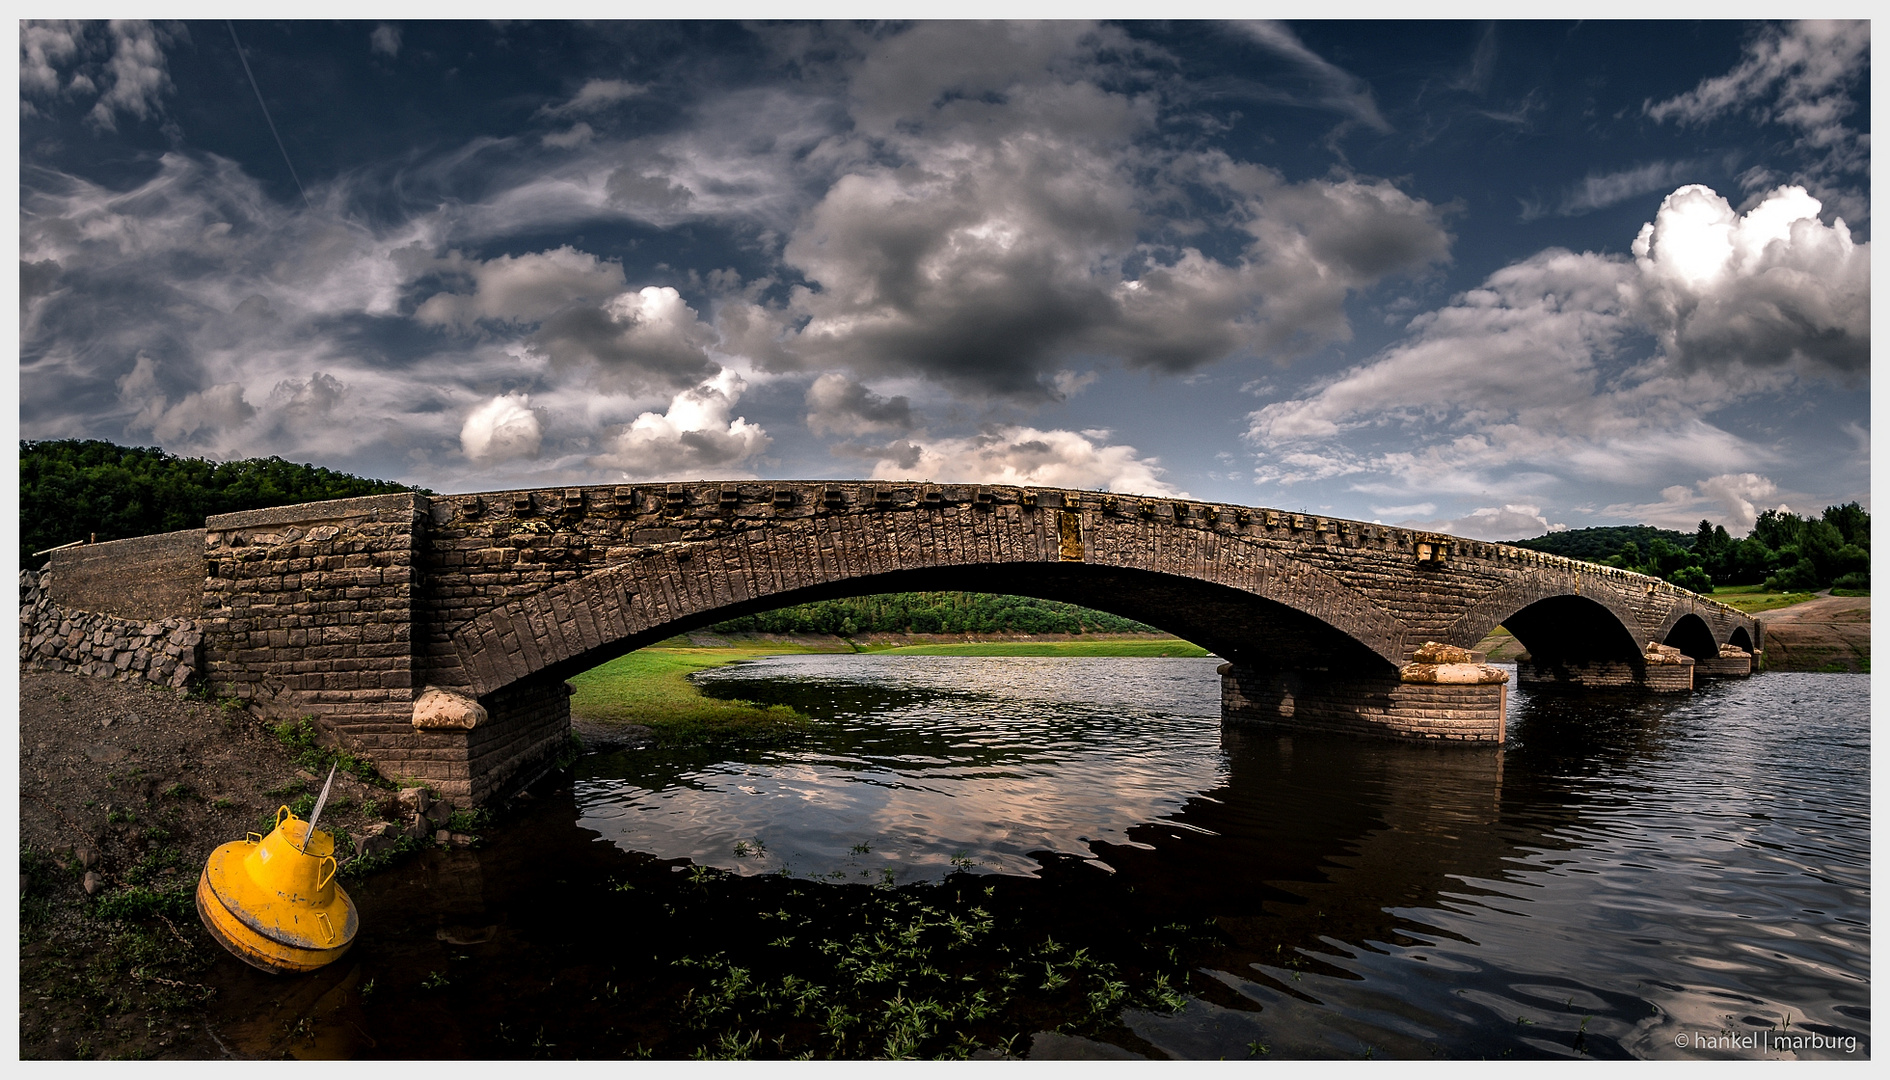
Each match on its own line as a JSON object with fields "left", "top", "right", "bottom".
{"left": 567, "top": 635, "right": 1214, "bottom": 746}
{"left": 1709, "top": 585, "right": 1818, "bottom": 614}
{"left": 858, "top": 640, "right": 1211, "bottom": 657}
{"left": 566, "top": 642, "right": 849, "bottom": 746}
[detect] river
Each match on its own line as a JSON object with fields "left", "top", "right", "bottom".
{"left": 223, "top": 655, "right": 1869, "bottom": 1060}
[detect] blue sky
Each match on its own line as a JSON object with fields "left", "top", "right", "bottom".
{"left": 17, "top": 18, "right": 1870, "bottom": 538}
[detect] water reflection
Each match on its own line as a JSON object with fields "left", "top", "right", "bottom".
{"left": 202, "top": 657, "right": 1866, "bottom": 1060}
{"left": 574, "top": 656, "right": 1867, "bottom": 1060}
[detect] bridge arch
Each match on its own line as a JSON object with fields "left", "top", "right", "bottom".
{"left": 443, "top": 533, "right": 1406, "bottom": 701}
{"left": 1661, "top": 613, "right": 1720, "bottom": 660}
{"left": 1440, "top": 573, "right": 1645, "bottom": 662}
{"left": 1728, "top": 625, "right": 1755, "bottom": 653}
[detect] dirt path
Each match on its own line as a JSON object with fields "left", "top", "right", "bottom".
{"left": 1757, "top": 593, "right": 1870, "bottom": 672}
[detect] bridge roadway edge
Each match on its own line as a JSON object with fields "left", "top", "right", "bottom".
{"left": 29, "top": 483, "right": 1760, "bottom": 806}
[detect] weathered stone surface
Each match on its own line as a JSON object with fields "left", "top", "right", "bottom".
{"left": 31, "top": 482, "right": 1762, "bottom": 800}
{"left": 396, "top": 785, "right": 432, "bottom": 815}
{"left": 1644, "top": 641, "right": 1687, "bottom": 664}
{"left": 1400, "top": 661, "right": 1509, "bottom": 685}
{"left": 413, "top": 686, "right": 487, "bottom": 730}
{"left": 1411, "top": 641, "right": 1476, "bottom": 664}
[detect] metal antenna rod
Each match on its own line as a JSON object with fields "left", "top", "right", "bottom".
{"left": 227, "top": 21, "right": 313, "bottom": 211}
{"left": 300, "top": 764, "right": 338, "bottom": 853}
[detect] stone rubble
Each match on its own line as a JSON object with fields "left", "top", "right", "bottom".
{"left": 19, "top": 570, "right": 202, "bottom": 690}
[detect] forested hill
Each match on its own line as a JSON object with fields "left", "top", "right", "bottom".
{"left": 710, "top": 593, "right": 1159, "bottom": 637}
{"left": 1507, "top": 525, "right": 1693, "bottom": 560}
{"left": 19, "top": 439, "right": 424, "bottom": 568}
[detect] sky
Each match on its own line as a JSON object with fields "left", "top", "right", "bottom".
{"left": 16, "top": 17, "right": 1872, "bottom": 540}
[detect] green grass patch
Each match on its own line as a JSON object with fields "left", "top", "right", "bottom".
{"left": 1709, "top": 586, "right": 1819, "bottom": 614}
{"left": 1829, "top": 588, "right": 1870, "bottom": 597}
{"left": 569, "top": 645, "right": 833, "bottom": 746}
{"left": 858, "top": 639, "right": 1211, "bottom": 658}
{"left": 273, "top": 717, "right": 385, "bottom": 785}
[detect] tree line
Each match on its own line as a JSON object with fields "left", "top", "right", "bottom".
{"left": 1512, "top": 504, "right": 1869, "bottom": 595}
{"left": 19, "top": 439, "right": 422, "bottom": 569}
{"left": 710, "top": 592, "right": 1158, "bottom": 637}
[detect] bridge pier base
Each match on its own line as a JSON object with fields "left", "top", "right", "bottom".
{"left": 1220, "top": 664, "right": 1507, "bottom": 743}
{"left": 1516, "top": 657, "right": 1694, "bottom": 692}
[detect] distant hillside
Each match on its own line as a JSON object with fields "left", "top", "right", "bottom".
{"left": 1508, "top": 525, "right": 1693, "bottom": 561}
{"left": 19, "top": 439, "right": 425, "bottom": 568}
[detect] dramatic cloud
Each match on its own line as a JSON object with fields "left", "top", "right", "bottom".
{"left": 18, "top": 20, "right": 181, "bottom": 130}
{"left": 763, "top": 23, "right": 1448, "bottom": 401}
{"left": 862, "top": 425, "right": 1178, "bottom": 496}
{"left": 461, "top": 392, "right": 545, "bottom": 465}
{"left": 415, "top": 246, "right": 627, "bottom": 329}
{"left": 590, "top": 372, "right": 770, "bottom": 479}
{"left": 804, "top": 374, "right": 915, "bottom": 437}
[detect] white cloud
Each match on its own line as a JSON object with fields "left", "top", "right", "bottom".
{"left": 1601, "top": 473, "right": 1785, "bottom": 535}
{"left": 1645, "top": 21, "right": 1868, "bottom": 198}
{"left": 460, "top": 392, "right": 545, "bottom": 465}
{"left": 1520, "top": 160, "right": 1706, "bottom": 220}
{"left": 1396, "top": 504, "right": 1566, "bottom": 541}
{"left": 539, "top": 78, "right": 644, "bottom": 116}
{"left": 88, "top": 21, "right": 174, "bottom": 131}
{"left": 20, "top": 20, "right": 83, "bottom": 99}
{"left": 590, "top": 372, "right": 770, "bottom": 479}
{"left": 370, "top": 24, "right": 401, "bottom": 58}
{"left": 1226, "top": 21, "right": 1393, "bottom": 133}
{"left": 1629, "top": 184, "right": 1867, "bottom": 375}
{"left": 861, "top": 425, "right": 1178, "bottom": 496}
{"left": 1244, "top": 183, "right": 1864, "bottom": 522}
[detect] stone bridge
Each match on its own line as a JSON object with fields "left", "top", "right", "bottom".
{"left": 25, "top": 482, "right": 1760, "bottom": 805}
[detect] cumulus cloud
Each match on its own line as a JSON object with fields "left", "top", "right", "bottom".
{"left": 414, "top": 246, "right": 627, "bottom": 329}
{"left": 804, "top": 374, "right": 915, "bottom": 437}
{"left": 20, "top": 20, "right": 180, "bottom": 129}
{"left": 1246, "top": 182, "right": 1864, "bottom": 516}
{"left": 590, "top": 372, "right": 770, "bottom": 479}
{"left": 1629, "top": 184, "right": 1867, "bottom": 376}
{"left": 530, "top": 286, "right": 721, "bottom": 392}
{"left": 860, "top": 425, "right": 1178, "bottom": 496}
{"left": 461, "top": 392, "right": 545, "bottom": 464}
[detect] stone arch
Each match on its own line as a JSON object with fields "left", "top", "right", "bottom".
{"left": 1439, "top": 570, "right": 1646, "bottom": 659}
{"left": 444, "top": 531, "right": 1409, "bottom": 699}
{"left": 1498, "top": 593, "right": 1646, "bottom": 663}
{"left": 1661, "top": 613, "right": 1719, "bottom": 660}
{"left": 1728, "top": 625, "right": 1755, "bottom": 653}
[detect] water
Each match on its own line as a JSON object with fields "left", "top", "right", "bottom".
{"left": 579, "top": 655, "right": 1870, "bottom": 1059}
{"left": 203, "top": 656, "right": 1868, "bottom": 1060}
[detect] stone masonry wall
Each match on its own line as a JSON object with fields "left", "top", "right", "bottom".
{"left": 1221, "top": 663, "right": 1507, "bottom": 742}
{"left": 198, "top": 493, "right": 475, "bottom": 800}
{"left": 20, "top": 570, "right": 203, "bottom": 689}
{"left": 464, "top": 675, "right": 572, "bottom": 805}
{"left": 47, "top": 528, "right": 206, "bottom": 622}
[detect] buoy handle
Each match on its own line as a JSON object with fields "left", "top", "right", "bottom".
{"left": 317, "top": 855, "right": 337, "bottom": 891}
{"left": 275, "top": 805, "right": 293, "bottom": 830}
{"left": 245, "top": 832, "right": 263, "bottom": 845}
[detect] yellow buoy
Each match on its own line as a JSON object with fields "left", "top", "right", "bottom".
{"left": 196, "top": 801, "right": 360, "bottom": 975}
